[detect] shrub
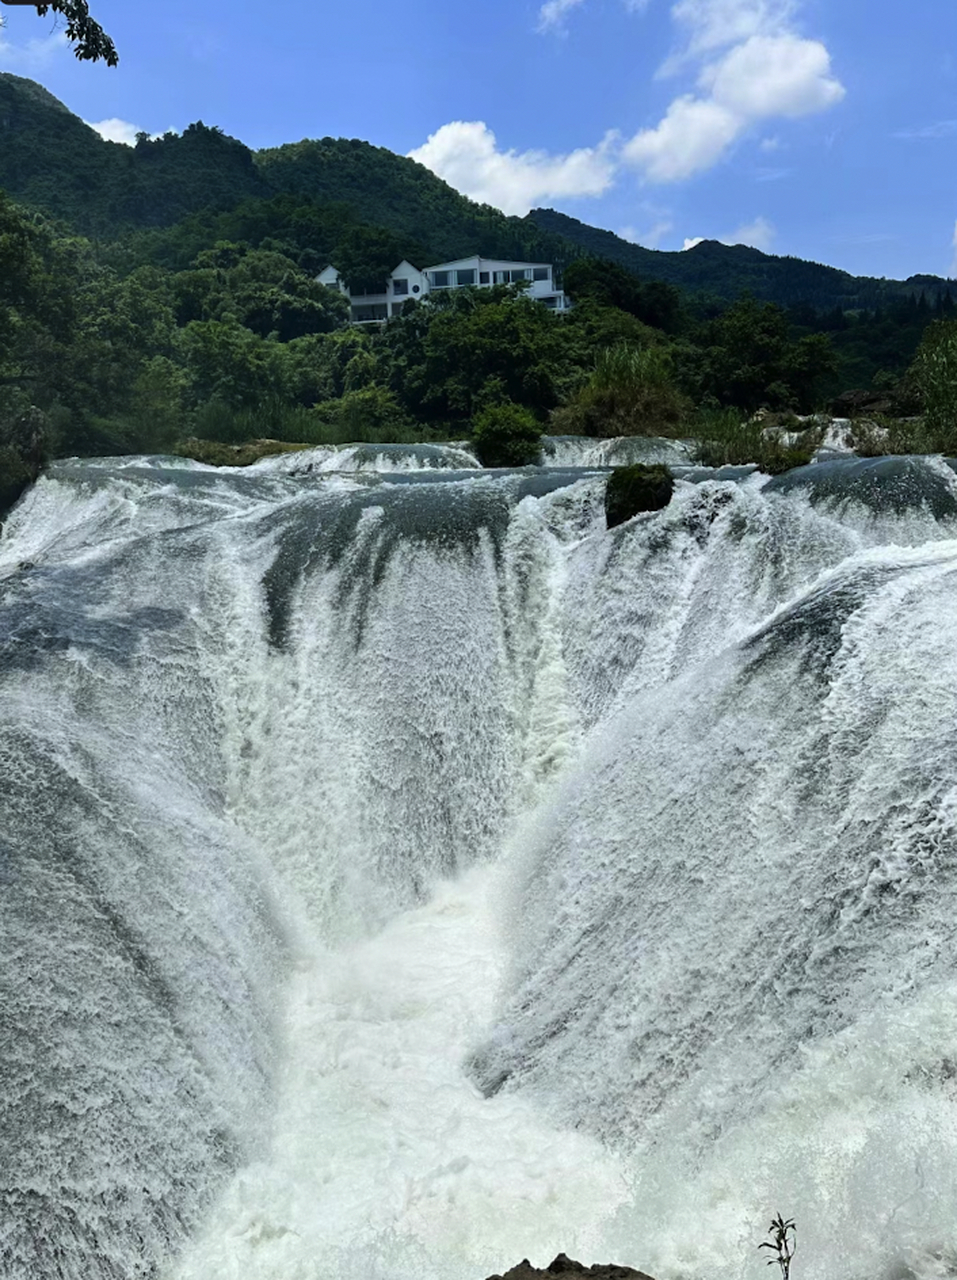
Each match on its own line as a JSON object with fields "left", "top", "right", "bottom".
{"left": 604, "top": 463, "right": 674, "bottom": 528}
{"left": 172, "top": 438, "right": 312, "bottom": 466}
{"left": 307, "top": 386, "right": 420, "bottom": 444}
{"left": 910, "top": 320, "right": 957, "bottom": 453}
{"left": 552, "top": 343, "right": 690, "bottom": 439}
{"left": 691, "top": 407, "right": 820, "bottom": 474}
{"left": 847, "top": 415, "right": 928, "bottom": 457}
{"left": 471, "top": 401, "right": 544, "bottom": 467}
{"left": 0, "top": 445, "right": 33, "bottom": 520}
{"left": 0, "top": 404, "right": 48, "bottom": 519}
{"left": 193, "top": 396, "right": 318, "bottom": 444}
{"left": 759, "top": 1214, "right": 796, "bottom": 1280}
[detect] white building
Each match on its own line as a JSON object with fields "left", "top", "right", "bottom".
{"left": 318, "top": 255, "right": 569, "bottom": 324}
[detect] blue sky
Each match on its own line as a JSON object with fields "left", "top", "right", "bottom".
{"left": 1, "top": 0, "right": 955, "bottom": 281}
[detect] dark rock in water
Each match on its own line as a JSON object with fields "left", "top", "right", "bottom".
{"left": 604, "top": 463, "right": 674, "bottom": 529}
{"left": 486, "top": 1253, "right": 657, "bottom": 1280}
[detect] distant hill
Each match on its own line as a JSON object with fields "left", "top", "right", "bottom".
{"left": 1, "top": 71, "right": 952, "bottom": 312}
{"left": 0, "top": 72, "right": 569, "bottom": 267}
{"left": 527, "top": 207, "right": 954, "bottom": 311}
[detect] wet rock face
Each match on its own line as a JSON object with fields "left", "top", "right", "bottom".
{"left": 604, "top": 463, "right": 674, "bottom": 529}
{"left": 486, "top": 1253, "right": 657, "bottom": 1280}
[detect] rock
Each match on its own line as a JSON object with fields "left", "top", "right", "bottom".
{"left": 604, "top": 463, "right": 674, "bottom": 529}
{"left": 829, "top": 388, "right": 896, "bottom": 418}
{"left": 485, "top": 1254, "right": 657, "bottom": 1280}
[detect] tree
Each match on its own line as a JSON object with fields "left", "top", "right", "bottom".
{"left": 910, "top": 319, "right": 957, "bottom": 452}
{"left": 697, "top": 297, "right": 836, "bottom": 412}
{"left": 471, "top": 401, "right": 543, "bottom": 467}
{"left": 333, "top": 225, "right": 422, "bottom": 294}
{"left": 395, "top": 287, "right": 566, "bottom": 424}
{"left": 563, "top": 257, "right": 682, "bottom": 333}
{"left": 3, "top": 1, "right": 117, "bottom": 65}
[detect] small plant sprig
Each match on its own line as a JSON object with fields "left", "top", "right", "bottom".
{"left": 759, "top": 1214, "right": 796, "bottom": 1280}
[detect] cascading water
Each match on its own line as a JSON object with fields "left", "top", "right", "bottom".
{"left": 4, "top": 442, "right": 957, "bottom": 1280}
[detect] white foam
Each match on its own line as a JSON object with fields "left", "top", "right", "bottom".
{"left": 171, "top": 863, "right": 629, "bottom": 1280}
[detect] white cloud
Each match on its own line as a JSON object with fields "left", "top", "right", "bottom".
{"left": 624, "top": 94, "right": 740, "bottom": 181}
{"left": 728, "top": 214, "right": 775, "bottom": 249}
{"left": 0, "top": 25, "right": 68, "bottom": 71}
{"left": 625, "top": 15, "right": 843, "bottom": 184}
{"left": 424, "top": 0, "right": 843, "bottom": 213}
{"left": 537, "top": 0, "right": 587, "bottom": 32}
{"left": 618, "top": 218, "right": 673, "bottom": 247}
{"left": 682, "top": 215, "right": 775, "bottom": 251}
{"left": 669, "top": 0, "right": 796, "bottom": 59}
{"left": 540, "top": 0, "right": 648, "bottom": 32}
{"left": 408, "top": 121, "right": 617, "bottom": 216}
{"left": 703, "top": 35, "right": 844, "bottom": 118}
{"left": 893, "top": 119, "right": 957, "bottom": 140}
{"left": 622, "top": 0, "right": 843, "bottom": 182}
{"left": 86, "top": 118, "right": 142, "bottom": 146}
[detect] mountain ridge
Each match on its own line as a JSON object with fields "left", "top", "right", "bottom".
{"left": 1, "top": 71, "right": 953, "bottom": 312}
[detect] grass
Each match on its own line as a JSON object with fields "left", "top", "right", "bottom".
{"left": 690, "top": 408, "right": 821, "bottom": 473}
{"left": 172, "top": 438, "right": 313, "bottom": 467}
{"left": 550, "top": 344, "right": 691, "bottom": 440}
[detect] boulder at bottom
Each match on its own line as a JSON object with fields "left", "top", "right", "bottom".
{"left": 486, "top": 1252, "right": 657, "bottom": 1280}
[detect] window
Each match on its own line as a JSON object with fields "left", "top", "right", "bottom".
{"left": 351, "top": 284, "right": 387, "bottom": 297}
{"left": 543, "top": 296, "right": 558, "bottom": 308}
{"left": 509, "top": 269, "right": 529, "bottom": 283}
{"left": 533, "top": 267, "right": 549, "bottom": 281}
{"left": 391, "top": 302, "right": 406, "bottom": 317}
{"left": 479, "top": 271, "right": 490, "bottom": 284}
{"left": 392, "top": 278, "right": 409, "bottom": 295}
{"left": 493, "top": 271, "right": 507, "bottom": 284}
{"left": 351, "top": 304, "right": 388, "bottom": 322}
{"left": 431, "top": 270, "right": 451, "bottom": 287}
{"left": 456, "top": 269, "right": 476, "bottom": 286}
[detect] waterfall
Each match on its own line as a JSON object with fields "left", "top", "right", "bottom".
{"left": 3, "top": 448, "right": 957, "bottom": 1280}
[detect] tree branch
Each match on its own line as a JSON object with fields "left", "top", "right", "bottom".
{"left": 31, "top": 1, "right": 118, "bottom": 66}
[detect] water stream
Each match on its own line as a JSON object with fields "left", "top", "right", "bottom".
{"left": 4, "top": 442, "right": 957, "bottom": 1280}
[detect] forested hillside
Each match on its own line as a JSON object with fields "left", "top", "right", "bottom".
{"left": 3, "top": 69, "right": 957, "bottom": 518}
{"left": 0, "top": 73, "right": 568, "bottom": 265}
{"left": 1, "top": 71, "right": 952, "bottom": 310}
{"left": 528, "top": 207, "right": 954, "bottom": 311}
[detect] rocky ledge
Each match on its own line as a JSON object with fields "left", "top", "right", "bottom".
{"left": 486, "top": 1253, "right": 656, "bottom": 1280}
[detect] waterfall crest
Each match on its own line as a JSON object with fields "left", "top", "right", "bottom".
{"left": 4, "top": 450, "right": 957, "bottom": 1280}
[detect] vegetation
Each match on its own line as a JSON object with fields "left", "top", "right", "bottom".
{"left": 604, "top": 464, "right": 674, "bottom": 528}
{"left": 172, "top": 438, "right": 311, "bottom": 467}
{"left": 0, "top": 3, "right": 116, "bottom": 65}
{"left": 691, "top": 409, "right": 821, "bottom": 473}
{"left": 759, "top": 1214, "right": 796, "bottom": 1280}
{"left": 530, "top": 207, "right": 954, "bottom": 313}
{"left": 2, "top": 70, "right": 957, "bottom": 515}
{"left": 911, "top": 320, "right": 957, "bottom": 453}
{"left": 471, "top": 402, "right": 544, "bottom": 467}
{"left": 551, "top": 344, "right": 689, "bottom": 439}
{"left": 0, "top": 70, "right": 953, "bottom": 335}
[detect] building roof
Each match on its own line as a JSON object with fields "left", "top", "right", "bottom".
{"left": 424, "top": 255, "right": 552, "bottom": 272}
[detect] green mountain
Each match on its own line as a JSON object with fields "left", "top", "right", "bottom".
{"left": 0, "top": 72, "right": 568, "bottom": 267}
{"left": 527, "top": 207, "right": 953, "bottom": 311}
{"left": 1, "top": 71, "right": 953, "bottom": 312}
